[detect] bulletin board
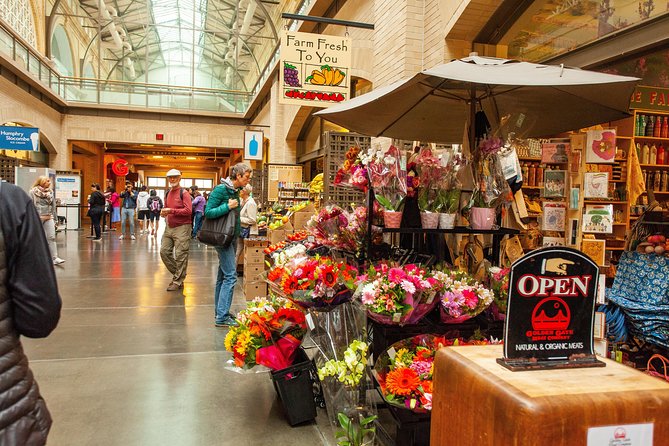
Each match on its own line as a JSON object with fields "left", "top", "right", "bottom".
{"left": 266, "top": 164, "right": 303, "bottom": 202}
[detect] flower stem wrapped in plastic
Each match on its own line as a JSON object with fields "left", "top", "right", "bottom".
{"left": 363, "top": 145, "right": 407, "bottom": 211}
{"left": 466, "top": 136, "right": 512, "bottom": 211}
{"left": 224, "top": 296, "right": 307, "bottom": 372}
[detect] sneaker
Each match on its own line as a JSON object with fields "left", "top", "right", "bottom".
{"left": 166, "top": 282, "right": 180, "bottom": 291}
{"left": 130, "top": 235, "right": 136, "bottom": 240}
{"left": 215, "top": 319, "right": 238, "bottom": 328}
{"left": 119, "top": 235, "right": 124, "bottom": 240}
{"left": 53, "top": 258, "right": 66, "bottom": 265}
{"left": 92, "top": 238, "right": 102, "bottom": 242}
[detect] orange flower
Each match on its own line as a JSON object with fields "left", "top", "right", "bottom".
{"left": 420, "top": 380, "right": 433, "bottom": 394}
{"left": 320, "top": 265, "right": 337, "bottom": 288}
{"left": 282, "top": 275, "right": 299, "bottom": 295}
{"left": 385, "top": 367, "right": 420, "bottom": 396}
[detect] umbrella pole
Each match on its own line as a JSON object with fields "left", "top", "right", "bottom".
{"left": 469, "top": 86, "right": 476, "bottom": 154}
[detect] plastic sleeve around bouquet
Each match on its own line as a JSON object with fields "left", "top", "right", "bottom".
{"left": 372, "top": 334, "right": 442, "bottom": 413}
{"left": 290, "top": 288, "right": 352, "bottom": 309}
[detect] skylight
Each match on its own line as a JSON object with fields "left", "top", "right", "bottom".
{"left": 151, "top": 0, "right": 207, "bottom": 68}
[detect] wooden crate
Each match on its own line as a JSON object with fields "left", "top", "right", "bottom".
{"left": 431, "top": 345, "right": 669, "bottom": 446}
{"left": 322, "top": 131, "right": 368, "bottom": 208}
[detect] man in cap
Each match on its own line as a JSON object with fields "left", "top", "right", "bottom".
{"left": 160, "top": 169, "right": 192, "bottom": 291}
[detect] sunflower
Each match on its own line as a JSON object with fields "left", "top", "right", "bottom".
{"left": 385, "top": 366, "right": 420, "bottom": 396}
{"left": 224, "top": 329, "right": 236, "bottom": 352}
{"left": 282, "top": 275, "right": 299, "bottom": 295}
{"left": 320, "top": 265, "right": 338, "bottom": 288}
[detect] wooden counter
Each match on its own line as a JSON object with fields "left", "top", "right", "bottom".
{"left": 431, "top": 345, "right": 669, "bottom": 446}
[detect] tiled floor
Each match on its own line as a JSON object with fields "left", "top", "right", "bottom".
{"left": 22, "top": 229, "right": 333, "bottom": 445}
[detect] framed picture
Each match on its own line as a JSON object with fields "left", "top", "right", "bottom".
{"left": 584, "top": 172, "right": 609, "bottom": 199}
{"left": 581, "top": 239, "right": 606, "bottom": 266}
{"left": 585, "top": 129, "right": 617, "bottom": 164}
{"left": 542, "top": 202, "right": 566, "bottom": 232}
{"left": 541, "top": 142, "right": 570, "bottom": 163}
{"left": 582, "top": 204, "right": 613, "bottom": 234}
{"left": 244, "top": 130, "right": 264, "bottom": 160}
{"left": 543, "top": 170, "right": 567, "bottom": 198}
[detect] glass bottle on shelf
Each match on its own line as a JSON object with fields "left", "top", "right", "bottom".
{"left": 654, "top": 170, "right": 661, "bottom": 191}
{"left": 528, "top": 163, "right": 536, "bottom": 187}
{"left": 635, "top": 114, "right": 642, "bottom": 136}
{"left": 641, "top": 144, "right": 650, "bottom": 164}
{"left": 521, "top": 163, "right": 529, "bottom": 183}
{"left": 654, "top": 115, "right": 662, "bottom": 137}
{"left": 662, "top": 116, "right": 669, "bottom": 138}
{"left": 650, "top": 144, "right": 657, "bottom": 165}
{"left": 646, "top": 115, "right": 655, "bottom": 136}
{"left": 536, "top": 164, "right": 544, "bottom": 187}
{"left": 658, "top": 145, "right": 666, "bottom": 165}
{"left": 661, "top": 171, "right": 668, "bottom": 192}
{"left": 639, "top": 114, "right": 647, "bottom": 137}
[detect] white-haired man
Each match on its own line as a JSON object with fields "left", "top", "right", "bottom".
{"left": 160, "top": 169, "right": 192, "bottom": 291}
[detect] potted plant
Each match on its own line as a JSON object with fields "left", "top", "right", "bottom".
{"left": 335, "top": 412, "right": 377, "bottom": 446}
{"left": 363, "top": 145, "right": 407, "bottom": 228}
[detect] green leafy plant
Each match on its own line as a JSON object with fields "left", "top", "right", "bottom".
{"left": 435, "top": 188, "right": 461, "bottom": 213}
{"left": 335, "top": 412, "right": 378, "bottom": 446}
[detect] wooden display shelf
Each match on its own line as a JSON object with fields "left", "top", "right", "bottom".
{"left": 382, "top": 226, "right": 519, "bottom": 236}
{"left": 518, "top": 157, "right": 541, "bottom": 161}
{"left": 635, "top": 135, "right": 669, "bottom": 142}
{"left": 583, "top": 200, "right": 628, "bottom": 204}
{"left": 640, "top": 164, "right": 669, "bottom": 168}
{"left": 642, "top": 190, "right": 669, "bottom": 194}
{"left": 521, "top": 185, "right": 542, "bottom": 190}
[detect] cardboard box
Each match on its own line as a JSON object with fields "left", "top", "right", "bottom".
{"left": 244, "top": 238, "right": 269, "bottom": 248}
{"left": 244, "top": 282, "right": 267, "bottom": 300}
{"left": 243, "top": 264, "right": 266, "bottom": 283}
{"left": 269, "top": 229, "right": 286, "bottom": 245}
{"left": 292, "top": 211, "right": 315, "bottom": 231}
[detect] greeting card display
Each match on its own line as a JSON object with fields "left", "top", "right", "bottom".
{"left": 543, "top": 170, "right": 567, "bottom": 198}
{"left": 586, "top": 129, "right": 616, "bottom": 164}
{"left": 542, "top": 236, "right": 566, "bottom": 247}
{"left": 584, "top": 172, "right": 609, "bottom": 199}
{"left": 542, "top": 202, "right": 566, "bottom": 232}
{"left": 541, "top": 142, "right": 570, "bottom": 164}
{"left": 582, "top": 204, "right": 613, "bottom": 234}
{"left": 498, "top": 247, "right": 604, "bottom": 371}
{"left": 581, "top": 239, "right": 606, "bottom": 266}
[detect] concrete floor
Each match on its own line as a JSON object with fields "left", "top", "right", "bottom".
{"left": 23, "top": 228, "right": 334, "bottom": 446}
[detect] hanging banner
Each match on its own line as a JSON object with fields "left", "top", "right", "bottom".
{"left": 630, "top": 85, "right": 669, "bottom": 112}
{"left": 279, "top": 31, "right": 351, "bottom": 107}
{"left": 497, "top": 247, "right": 605, "bottom": 371}
{"left": 0, "top": 126, "right": 40, "bottom": 151}
{"left": 244, "top": 130, "right": 263, "bottom": 160}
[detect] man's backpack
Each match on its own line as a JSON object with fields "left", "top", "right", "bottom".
{"left": 149, "top": 198, "right": 162, "bottom": 212}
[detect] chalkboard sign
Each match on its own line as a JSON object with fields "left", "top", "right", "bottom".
{"left": 497, "top": 247, "right": 605, "bottom": 371}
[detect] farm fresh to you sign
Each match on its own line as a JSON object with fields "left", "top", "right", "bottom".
{"left": 279, "top": 31, "right": 351, "bottom": 107}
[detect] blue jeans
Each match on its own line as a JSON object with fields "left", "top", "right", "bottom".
{"left": 192, "top": 211, "right": 203, "bottom": 237}
{"left": 120, "top": 208, "right": 135, "bottom": 235}
{"left": 214, "top": 240, "right": 237, "bottom": 323}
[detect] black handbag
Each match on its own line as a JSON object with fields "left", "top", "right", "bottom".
{"left": 197, "top": 208, "right": 238, "bottom": 248}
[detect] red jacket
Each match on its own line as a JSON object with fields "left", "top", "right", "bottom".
{"left": 165, "top": 188, "right": 192, "bottom": 228}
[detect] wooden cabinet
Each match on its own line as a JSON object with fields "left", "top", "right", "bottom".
{"left": 431, "top": 345, "right": 669, "bottom": 446}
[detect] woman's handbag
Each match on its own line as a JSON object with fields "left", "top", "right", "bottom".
{"left": 240, "top": 226, "right": 251, "bottom": 238}
{"left": 197, "top": 208, "right": 238, "bottom": 248}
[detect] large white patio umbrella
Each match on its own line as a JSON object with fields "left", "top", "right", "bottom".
{"left": 314, "top": 56, "right": 639, "bottom": 144}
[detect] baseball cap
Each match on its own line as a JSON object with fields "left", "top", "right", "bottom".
{"left": 166, "top": 169, "right": 181, "bottom": 177}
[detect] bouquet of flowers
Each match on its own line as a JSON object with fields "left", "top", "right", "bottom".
{"left": 271, "top": 256, "right": 358, "bottom": 308}
{"left": 318, "top": 339, "right": 369, "bottom": 386}
{"left": 439, "top": 270, "right": 495, "bottom": 323}
{"left": 374, "top": 334, "right": 502, "bottom": 412}
{"left": 308, "top": 205, "right": 371, "bottom": 255}
{"left": 434, "top": 149, "right": 467, "bottom": 214}
{"left": 467, "top": 136, "right": 512, "bottom": 211}
{"left": 355, "top": 263, "right": 440, "bottom": 325}
{"left": 414, "top": 147, "right": 445, "bottom": 213}
{"left": 488, "top": 266, "right": 510, "bottom": 319}
{"left": 224, "top": 296, "right": 307, "bottom": 371}
{"left": 362, "top": 145, "right": 407, "bottom": 212}
{"left": 334, "top": 146, "right": 369, "bottom": 191}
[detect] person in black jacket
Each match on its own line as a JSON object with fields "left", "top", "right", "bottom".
{"left": 88, "top": 183, "right": 106, "bottom": 241}
{"left": 0, "top": 181, "right": 62, "bottom": 445}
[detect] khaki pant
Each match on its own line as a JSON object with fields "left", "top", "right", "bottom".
{"left": 160, "top": 224, "right": 192, "bottom": 286}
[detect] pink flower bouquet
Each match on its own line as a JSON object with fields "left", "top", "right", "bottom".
{"left": 333, "top": 146, "right": 369, "bottom": 191}
{"left": 363, "top": 145, "right": 407, "bottom": 212}
{"left": 439, "top": 270, "right": 494, "bottom": 324}
{"left": 355, "top": 263, "right": 439, "bottom": 325}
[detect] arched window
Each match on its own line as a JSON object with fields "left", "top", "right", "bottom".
{"left": 0, "top": 0, "right": 37, "bottom": 48}
{"left": 50, "top": 24, "right": 75, "bottom": 76}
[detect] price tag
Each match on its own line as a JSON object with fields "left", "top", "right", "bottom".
{"left": 307, "top": 236, "right": 315, "bottom": 243}
{"left": 387, "top": 347, "right": 396, "bottom": 360}
{"left": 587, "top": 423, "right": 653, "bottom": 446}
{"left": 392, "top": 312, "right": 401, "bottom": 323}
{"left": 305, "top": 313, "right": 315, "bottom": 331}
{"left": 426, "top": 292, "right": 435, "bottom": 304}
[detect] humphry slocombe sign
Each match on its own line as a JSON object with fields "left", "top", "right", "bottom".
{"left": 497, "top": 247, "right": 605, "bottom": 371}
{"left": 279, "top": 30, "right": 351, "bottom": 107}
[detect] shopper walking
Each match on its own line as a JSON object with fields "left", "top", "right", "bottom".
{"left": 29, "top": 176, "right": 65, "bottom": 265}
{"left": 107, "top": 187, "right": 120, "bottom": 230}
{"left": 236, "top": 184, "right": 258, "bottom": 264}
{"left": 160, "top": 169, "right": 192, "bottom": 291}
{"left": 119, "top": 183, "right": 138, "bottom": 240}
{"left": 205, "top": 162, "right": 252, "bottom": 327}
{"left": 88, "top": 183, "right": 106, "bottom": 241}
{"left": 0, "top": 181, "right": 62, "bottom": 445}
{"left": 191, "top": 189, "right": 206, "bottom": 238}
{"left": 136, "top": 185, "right": 150, "bottom": 234}
{"left": 147, "top": 189, "right": 163, "bottom": 236}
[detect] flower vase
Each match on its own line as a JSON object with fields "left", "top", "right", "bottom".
{"left": 383, "top": 211, "right": 403, "bottom": 228}
{"left": 335, "top": 386, "right": 377, "bottom": 446}
{"left": 439, "top": 213, "right": 457, "bottom": 229}
{"left": 469, "top": 207, "right": 496, "bottom": 230}
{"left": 420, "top": 212, "right": 439, "bottom": 229}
